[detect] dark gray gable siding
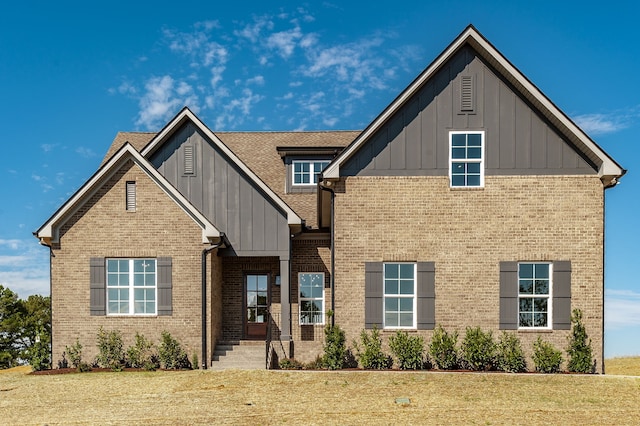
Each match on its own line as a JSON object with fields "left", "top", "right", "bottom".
{"left": 364, "top": 261, "right": 435, "bottom": 330}
{"left": 150, "top": 123, "right": 289, "bottom": 256}
{"left": 499, "top": 260, "right": 571, "bottom": 330}
{"left": 342, "top": 46, "right": 596, "bottom": 177}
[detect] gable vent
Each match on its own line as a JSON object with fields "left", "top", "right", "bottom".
{"left": 184, "top": 145, "right": 195, "bottom": 175}
{"left": 126, "top": 181, "right": 136, "bottom": 211}
{"left": 461, "top": 75, "right": 474, "bottom": 112}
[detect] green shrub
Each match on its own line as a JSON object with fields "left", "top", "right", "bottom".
{"left": 158, "top": 331, "right": 190, "bottom": 369}
{"left": 126, "top": 332, "right": 159, "bottom": 371}
{"left": 460, "top": 327, "right": 496, "bottom": 371}
{"left": 191, "top": 352, "right": 200, "bottom": 370}
{"left": 533, "top": 337, "right": 563, "bottom": 373}
{"left": 27, "top": 334, "right": 51, "bottom": 372}
{"left": 66, "top": 338, "right": 83, "bottom": 369}
{"left": 389, "top": 330, "right": 425, "bottom": 370}
{"left": 279, "top": 358, "right": 303, "bottom": 370}
{"left": 95, "top": 327, "right": 125, "bottom": 371}
{"left": 65, "top": 338, "right": 91, "bottom": 372}
{"left": 429, "top": 325, "right": 458, "bottom": 370}
{"left": 495, "top": 332, "right": 527, "bottom": 373}
{"left": 354, "top": 326, "right": 392, "bottom": 369}
{"left": 322, "top": 312, "right": 347, "bottom": 370}
{"left": 566, "top": 309, "right": 594, "bottom": 373}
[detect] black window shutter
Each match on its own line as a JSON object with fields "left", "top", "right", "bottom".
{"left": 553, "top": 261, "right": 571, "bottom": 330}
{"left": 157, "top": 257, "right": 173, "bottom": 316}
{"left": 90, "top": 257, "right": 106, "bottom": 316}
{"left": 499, "top": 261, "right": 518, "bottom": 329}
{"left": 364, "top": 262, "right": 383, "bottom": 329}
{"left": 416, "top": 262, "right": 435, "bottom": 330}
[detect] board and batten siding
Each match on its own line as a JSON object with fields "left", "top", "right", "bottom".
{"left": 342, "top": 45, "right": 596, "bottom": 176}
{"left": 150, "top": 122, "right": 290, "bottom": 256}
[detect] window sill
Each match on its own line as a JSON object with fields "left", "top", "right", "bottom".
{"left": 517, "top": 328, "right": 553, "bottom": 333}
{"left": 449, "top": 186, "right": 485, "bottom": 191}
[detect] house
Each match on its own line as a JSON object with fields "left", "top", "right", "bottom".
{"left": 36, "top": 25, "right": 624, "bottom": 372}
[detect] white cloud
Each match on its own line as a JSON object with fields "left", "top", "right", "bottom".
{"left": 135, "top": 75, "right": 199, "bottom": 130}
{"left": 605, "top": 289, "right": 640, "bottom": 329}
{"left": 0, "top": 239, "right": 21, "bottom": 250}
{"left": 266, "top": 25, "right": 304, "bottom": 58}
{"left": 76, "top": 147, "right": 96, "bottom": 158}
{"left": 574, "top": 113, "right": 628, "bottom": 135}
{"left": 120, "top": 8, "right": 422, "bottom": 130}
{"left": 0, "top": 239, "right": 49, "bottom": 298}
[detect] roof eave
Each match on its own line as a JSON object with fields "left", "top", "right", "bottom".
{"left": 35, "top": 143, "right": 222, "bottom": 244}
{"left": 325, "top": 25, "right": 624, "bottom": 182}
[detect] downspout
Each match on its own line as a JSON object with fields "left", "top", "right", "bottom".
{"left": 319, "top": 184, "right": 336, "bottom": 327}
{"left": 201, "top": 233, "right": 227, "bottom": 370}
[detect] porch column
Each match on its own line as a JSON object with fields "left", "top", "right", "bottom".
{"left": 279, "top": 257, "right": 292, "bottom": 347}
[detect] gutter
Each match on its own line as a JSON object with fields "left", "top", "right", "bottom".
{"left": 201, "top": 233, "right": 228, "bottom": 369}
{"left": 319, "top": 182, "right": 336, "bottom": 327}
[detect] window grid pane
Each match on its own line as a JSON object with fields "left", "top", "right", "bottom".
{"left": 293, "top": 160, "right": 331, "bottom": 186}
{"left": 107, "top": 259, "right": 157, "bottom": 315}
{"left": 450, "top": 132, "right": 483, "bottom": 187}
{"left": 383, "top": 263, "right": 415, "bottom": 329}
{"left": 518, "top": 263, "right": 550, "bottom": 328}
{"left": 299, "top": 273, "right": 324, "bottom": 324}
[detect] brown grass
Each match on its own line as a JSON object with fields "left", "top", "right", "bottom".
{"left": 606, "top": 356, "right": 640, "bottom": 376}
{"left": 1, "top": 362, "right": 639, "bottom": 425}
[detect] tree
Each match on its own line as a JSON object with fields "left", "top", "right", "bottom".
{"left": 0, "top": 285, "right": 51, "bottom": 369}
{"left": 0, "top": 285, "right": 24, "bottom": 368}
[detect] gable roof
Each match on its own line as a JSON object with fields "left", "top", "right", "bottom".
{"left": 322, "top": 25, "right": 625, "bottom": 187}
{"left": 36, "top": 143, "right": 222, "bottom": 245}
{"left": 140, "top": 107, "right": 307, "bottom": 226}
{"left": 102, "top": 115, "right": 359, "bottom": 227}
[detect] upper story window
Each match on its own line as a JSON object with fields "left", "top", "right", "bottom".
{"left": 518, "top": 262, "right": 551, "bottom": 329}
{"left": 107, "top": 258, "right": 156, "bottom": 315}
{"left": 293, "top": 160, "right": 330, "bottom": 185}
{"left": 449, "top": 131, "right": 484, "bottom": 188}
{"left": 383, "top": 263, "right": 416, "bottom": 329}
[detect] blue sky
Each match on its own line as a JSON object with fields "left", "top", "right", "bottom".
{"left": 1, "top": 1, "right": 638, "bottom": 357}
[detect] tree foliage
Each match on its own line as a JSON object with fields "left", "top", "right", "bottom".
{"left": 0, "top": 284, "right": 51, "bottom": 369}
{"left": 566, "top": 308, "right": 594, "bottom": 373}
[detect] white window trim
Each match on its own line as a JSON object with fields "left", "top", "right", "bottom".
{"left": 383, "top": 263, "right": 417, "bottom": 330}
{"left": 106, "top": 258, "right": 157, "bottom": 316}
{"left": 292, "top": 160, "right": 330, "bottom": 186}
{"left": 298, "top": 272, "right": 325, "bottom": 325}
{"left": 449, "top": 131, "right": 485, "bottom": 188}
{"left": 517, "top": 262, "right": 553, "bottom": 330}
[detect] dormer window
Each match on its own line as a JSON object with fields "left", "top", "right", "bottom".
{"left": 293, "top": 160, "right": 330, "bottom": 186}
{"left": 277, "top": 146, "right": 343, "bottom": 194}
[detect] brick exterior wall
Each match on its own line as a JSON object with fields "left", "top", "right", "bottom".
{"left": 51, "top": 160, "right": 215, "bottom": 365}
{"left": 220, "top": 256, "right": 280, "bottom": 342}
{"left": 290, "top": 237, "right": 332, "bottom": 362}
{"left": 332, "top": 175, "right": 605, "bottom": 372}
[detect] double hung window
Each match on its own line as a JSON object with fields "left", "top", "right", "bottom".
{"left": 299, "top": 273, "right": 324, "bottom": 324}
{"left": 107, "top": 259, "right": 157, "bottom": 315}
{"left": 518, "top": 262, "right": 551, "bottom": 328}
{"left": 383, "top": 263, "right": 416, "bottom": 328}
{"left": 450, "top": 131, "right": 484, "bottom": 187}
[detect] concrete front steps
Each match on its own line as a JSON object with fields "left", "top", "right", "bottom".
{"left": 210, "top": 340, "right": 266, "bottom": 370}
